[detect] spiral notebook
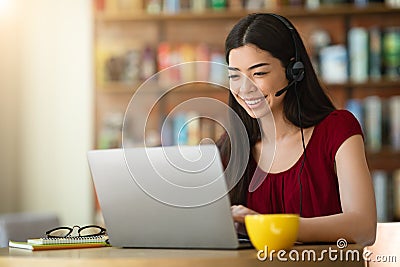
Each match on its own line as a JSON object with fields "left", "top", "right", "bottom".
{"left": 27, "top": 235, "right": 109, "bottom": 245}
{"left": 9, "top": 240, "right": 109, "bottom": 251}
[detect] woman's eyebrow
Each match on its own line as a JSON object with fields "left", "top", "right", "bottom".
{"left": 228, "top": 66, "right": 240, "bottom": 71}
{"left": 248, "top": 62, "right": 269, "bottom": 70}
{"left": 228, "top": 63, "right": 270, "bottom": 72}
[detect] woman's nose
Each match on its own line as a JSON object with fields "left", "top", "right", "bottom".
{"left": 229, "top": 73, "right": 258, "bottom": 94}
{"left": 239, "top": 75, "right": 257, "bottom": 93}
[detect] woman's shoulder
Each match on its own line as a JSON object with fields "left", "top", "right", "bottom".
{"left": 321, "top": 109, "right": 358, "bottom": 124}
{"left": 317, "top": 109, "right": 361, "bottom": 133}
{"left": 313, "top": 109, "right": 363, "bottom": 159}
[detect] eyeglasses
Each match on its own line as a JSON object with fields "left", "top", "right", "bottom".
{"left": 45, "top": 225, "right": 107, "bottom": 238}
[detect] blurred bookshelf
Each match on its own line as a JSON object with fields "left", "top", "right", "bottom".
{"left": 94, "top": 3, "right": 399, "bottom": 20}
{"left": 93, "top": 0, "right": 400, "bottom": 221}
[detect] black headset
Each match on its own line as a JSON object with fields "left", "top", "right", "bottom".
{"left": 268, "top": 13, "right": 305, "bottom": 83}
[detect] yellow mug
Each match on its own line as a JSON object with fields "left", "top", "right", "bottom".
{"left": 244, "top": 214, "right": 299, "bottom": 251}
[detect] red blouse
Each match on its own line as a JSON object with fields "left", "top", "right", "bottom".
{"left": 246, "top": 110, "right": 363, "bottom": 218}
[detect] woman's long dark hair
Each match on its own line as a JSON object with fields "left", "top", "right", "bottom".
{"left": 217, "top": 13, "right": 336, "bottom": 205}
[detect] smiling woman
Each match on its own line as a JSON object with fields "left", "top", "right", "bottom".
{"left": 228, "top": 45, "right": 288, "bottom": 118}
{"left": 217, "top": 13, "right": 377, "bottom": 246}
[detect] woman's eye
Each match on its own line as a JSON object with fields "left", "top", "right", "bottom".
{"left": 253, "top": 72, "right": 267, "bottom": 77}
{"left": 228, "top": 74, "right": 240, "bottom": 80}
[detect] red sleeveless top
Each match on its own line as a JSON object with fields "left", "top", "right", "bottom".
{"left": 246, "top": 110, "right": 363, "bottom": 218}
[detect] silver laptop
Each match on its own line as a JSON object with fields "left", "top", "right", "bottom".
{"left": 87, "top": 144, "right": 249, "bottom": 249}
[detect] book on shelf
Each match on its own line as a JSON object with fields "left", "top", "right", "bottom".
{"left": 319, "top": 45, "right": 348, "bottom": 84}
{"left": 245, "top": 0, "right": 265, "bottom": 10}
{"left": 140, "top": 45, "right": 157, "bottom": 81}
{"left": 372, "top": 169, "right": 400, "bottom": 223}
{"left": 354, "top": 0, "right": 368, "bottom": 7}
{"left": 98, "top": 112, "right": 124, "bottom": 149}
{"left": 97, "top": 41, "right": 226, "bottom": 89}
{"left": 93, "top": 0, "right": 105, "bottom": 12}
{"left": 118, "top": 0, "right": 144, "bottom": 12}
{"left": 228, "top": 0, "right": 244, "bottom": 10}
{"left": 382, "top": 27, "right": 400, "bottom": 80}
{"left": 210, "top": 50, "right": 228, "bottom": 85}
{"left": 162, "top": 112, "right": 227, "bottom": 146}
{"left": 163, "top": 0, "right": 180, "bottom": 13}
{"left": 305, "top": 0, "right": 320, "bottom": 9}
{"left": 195, "top": 43, "right": 211, "bottom": 81}
{"left": 315, "top": 25, "right": 398, "bottom": 83}
{"left": 211, "top": 0, "right": 227, "bottom": 10}
{"left": 156, "top": 42, "right": 225, "bottom": 86}
{"left": 320, "top": 0, "right": 346, "bottom": 4}
{"left": 393, "top": 169, "right": 400, "bottom": 221}
{"left": 348, "top": 27, "right": 369, "bottom": 83}
{"left": 345, "top": 99, "right": 364, "bottom": 132}
{"left": 389, "top": 96, "right": 400, "bottom": 151}
{"left": 157, "top": 42, "right": 172, "bottom": 86}
{"left": 9, "top": 235, "right": 109, "bottom": 251}
{"left": 346, "top": 95, "right": 400, "bottom": 152}
{"left": 369, "top": 26, "right": 383, "bottom": 81}
{"left": 146, "top": 0, "right": 162, "bottom": 14}
{"left": 104, "top": 0, "right": 119, "bottom": 13}
{"left": 386, "top": 0, "right": 400, "bottom": 7}
{"left": 186, "top": 111, "right": 201, "bottom": 145}
{"left": 173, "top": 112, "right": 189, "bottom": 145}
{"left": 161, "top": 117, "right": 173, "bottom": 146}
{"left": 180, "top": 0, "right": 191, "bottom": 11}
{"left": 364, "top": 96, "right": 382, "bottom": 152}
{"left": 372, "top": 170, "right": 390, "bottom": 222}
{"left": 96, "top": 43, "right": 145, "bottom": 87}
{"left": 98, "top": 0, "right": 143, "bottom": 13}
{"left": 179, "top": 44, "right": 196, "bottom": 81}
{"left": 191, "top": 0, "right": 207, "bottom": 12}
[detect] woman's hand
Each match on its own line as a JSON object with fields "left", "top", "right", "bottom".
{"left": 231, "top": 205, "right": 258, "bottom": 224}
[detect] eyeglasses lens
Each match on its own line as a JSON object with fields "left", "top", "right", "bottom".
{"left": 79, "top": 226, "right": 104, "bottom": 236}
{"left": 48, "top": 228, "right": 71, "bottom": 237}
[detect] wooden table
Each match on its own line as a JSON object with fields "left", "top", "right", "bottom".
{"left": 0, "top": 244, "right": 365, "bottom": 267}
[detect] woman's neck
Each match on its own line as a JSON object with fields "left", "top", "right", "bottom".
{"left": 259, "top": 109, "right": 299, "bottom": 143}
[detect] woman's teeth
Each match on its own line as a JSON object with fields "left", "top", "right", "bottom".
{"left": 245, "top": 98, "right": 263, "bottom": 105}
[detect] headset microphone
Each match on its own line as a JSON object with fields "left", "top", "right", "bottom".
{"left": 274, "top": 78, "right": 297, "bottom": 97}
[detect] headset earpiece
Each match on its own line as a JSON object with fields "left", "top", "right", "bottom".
{"left": 268, "top": 13, "right": 305, "bottom": 84}
{"left": 286, "top": 60, "right": 305, "bottom": 82}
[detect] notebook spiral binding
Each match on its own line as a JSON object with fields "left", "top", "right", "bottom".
{"left": 28, "top": 235, "right": 109, "bottom": 245}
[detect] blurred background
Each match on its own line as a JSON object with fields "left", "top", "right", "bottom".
{"left": 0, "top": 0, "right": 93, "bottom": 225}
{"left": 0, "top": 0, "right": 399, "bottom": 228}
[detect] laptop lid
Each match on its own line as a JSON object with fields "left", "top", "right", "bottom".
{"left": 87, "top": 144, "right": 241, "bottom": 249}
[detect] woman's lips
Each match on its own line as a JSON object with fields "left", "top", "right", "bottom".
{"left": 243, "top": 97, "right": 265, "bottom": 106}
